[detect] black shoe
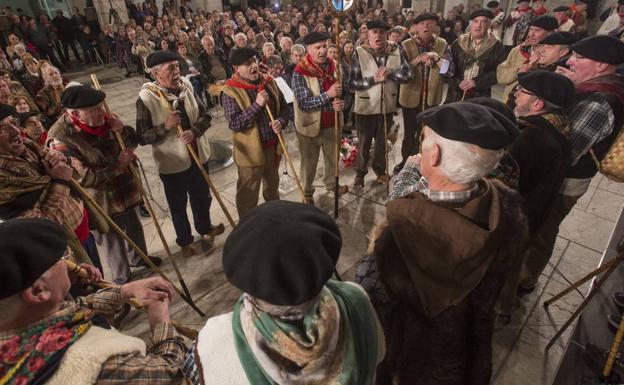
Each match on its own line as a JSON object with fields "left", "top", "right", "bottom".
{"left": 139, "top": 204, "right": 150, "bottom": 218}
{"left": 138, "top": 255, "right": 163, "bottom": 268}
{"left": 608, "top": 313, "right": 623, "bottom": 334}
{"left": 613, "top": 292, "right": 624, "bottom": 313}
{"left": 516, "top": 285, "right": 536, "bottom": 298}
{"left": 393, "top": 161, "right": 406, "bottom": 175}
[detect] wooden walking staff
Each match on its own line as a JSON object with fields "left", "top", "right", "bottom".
{"left": 333, "top": 20, "right": 342, "bottom": 219}
{"left": 603, "top": 313, "right": 624, "bottom": 380}
{"left": 154, "top": 90, "right": 236, "bottom": 228}
{"left": 64, "top": 259, "right": 199, "bottom": 339}
{"left": 68, "top": 178, "right": 206, "bottom": 317}
{"left": 89, "top": 74, "right": 197, "bottom": 309}
{"left": 263, "top": 105, "right": 306, "bottom": 201}
{"left": 381, "top": 82, "right": 389, "bottom": 194}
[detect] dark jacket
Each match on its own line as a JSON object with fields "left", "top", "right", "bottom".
{"left": 510, "top": 113, "right": 571, "bottom": 234}
{"left": 446, "top": 33, "right": 506, "bottom": 102}
{"left": 370, "top": 179, "right": 528, "bottom": 385}
{"left": 52, "top": 15, "right": 75, "bottom": 40}
{"left": 197, "top": 49, "right": 231, "bottom": 86}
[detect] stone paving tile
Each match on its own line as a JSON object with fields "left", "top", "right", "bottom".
{"left": 68, "top": 67, "right": 621, "bottom": 384}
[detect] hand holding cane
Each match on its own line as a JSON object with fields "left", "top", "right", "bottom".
{"left": 89, "top": 74, "right": 198, "bottom": 312}
{"left": 334, "top": 27, "right": 341, "bottom": 219}
{"left": 263, "top": 104, "right": 306, "bottom": 201}
{"left": 64, "top": 259, "right": 199, "bottom": 339}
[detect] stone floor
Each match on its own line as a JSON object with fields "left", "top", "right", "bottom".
{"left": 67, "top": 64, "right": 624, "bottom": 385}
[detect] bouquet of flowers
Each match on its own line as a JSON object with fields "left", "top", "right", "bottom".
{"left": 340, "top": 138, "right": 358, "bottom": 168}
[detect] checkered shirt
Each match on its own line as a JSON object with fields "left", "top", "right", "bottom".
{"left": 568, "top": 94, "right": 615, "bottom": 165}
{"left": 349, "top": 46, "right": 413, "bottom": 90}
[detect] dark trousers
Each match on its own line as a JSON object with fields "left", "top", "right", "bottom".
{"left": 159, "top": 162, "right": 213, "bottom": 247}
{"left": 401, "top": 107, "right": 423, "bottom": 163}
{"left": 355, "top": 113, "right": 393, "bottom": 177}
{"left": 60, "top": 38, "right": 83, "bottom": 62}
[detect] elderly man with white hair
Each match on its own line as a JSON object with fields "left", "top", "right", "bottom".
{"left": 35, "top": 65, "right": 65, "bottom": 121}
{"left": 278, "top": 36, "right": 293, "bottom": 65}
{"left": 233, "top": 32, "right": 248, "bottom": 50}
{"left": 360, "top": 103, "right": 528, "bottom": 385}
{"left": 135, "top": 51, "right": 224, "bottom": 258}
{"left": 197, "top": 34, "right": 230, "bottom": 107}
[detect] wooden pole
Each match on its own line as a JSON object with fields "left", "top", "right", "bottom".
{"left": 64, "top": 259, "right": 199, "bottom": 339}
{"left": 264, "top": 106, "right": 306, "bottom": 201}
{"left": 155, "top": 91, "right": 236, "bottom": 228}
{"left": 334, "top": 24, "right": 341, "bottom": 219}
{"left": 68, "top": 178, "right": 206, "bottom": 316}
{"left": 90, "top": 74, "right": 196, "bottom": 306}
{"left": 603, "top": 313, "right": 624, "bottom": 379}
{"left": 381, "top": 81, "right": 389, "bottom": 194}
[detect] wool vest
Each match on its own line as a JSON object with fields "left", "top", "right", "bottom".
{"left": 399, "top": 37, "right": 447, "bottom": 109}
{"left": 293, "top": 70, "right": 344, "bottom": 138}
{"left": 45, "top": 325, "right": 146, "bottom": 385}
{"left": 354, "top": 46, "right": 401, "bottom": 115}
{"left": 222, "top": 80, "right": 281, "bottom": 167}
{"left": 138, "top": 78, "right": 210, "bottom": 175}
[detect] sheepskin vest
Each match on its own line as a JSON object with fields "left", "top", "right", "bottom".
{"left": 399, "top": 37, "right": 447, "bottom": 109}
{"left": 293, "top": 70, "right": 344, "bottom": 138}
{"left": 353, "top": 46, "right": 401, "bottom": 115}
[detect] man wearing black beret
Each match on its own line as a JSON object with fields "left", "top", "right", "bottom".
{"left": 503, "top": 0, "right": 534, "bottom": 50}
{"left": 351, "top": 16, "right": 413, "bottom": 186}
{"left": 571, "top": 0, "right": 589, "bottom": 37}
{"left": 193, "top": 201, "right": 385, "bottom": 384}
{"left": 0, "top": 103, "right": 100, "bottom": 268}
{"left": 553, "top": 5, "right": 575, "bottom": 32}
{"left": 487, "top": 0, "right": 505, "bottom": 40}
{"left": 136, "top": 50, "right": 224, "bottom": 258}
{"left": 520, "top": 35, "right": 624, "bottom": 294}
{"left": 396, "top": 12, "right": 454, "bottom": 173}
{"left": 292, "top": 32, "right": 350, "bottom": 203}
{"left": 221, "top": 47, "right": 290, "bottom": 216}
{"left": 362, "top": 103, "right": 528, "bottom": 384}
{"left": 48, "top": 85, "right": 159, "bottom": 284}
{"left": 495, "top": 70, "right": 574, "bottom": 322}
{"left": 0, "top": 218, "right": 188, "bottom": 385}
{"left": 497, "top": 15, "right": 558, "bottom": 102}
{"left": 536, "top": 32, "right": 576, "bottom": 71}
{"left": 446, "top": 9, "right": 506, "bottom": 102}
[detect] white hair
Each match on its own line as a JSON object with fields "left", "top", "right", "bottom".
{"left": 279, "top": 36, "right": 292, "bottom": 48}
{"left": 291, "top": 44, "right": 305, "bottom": 55}
{"left": 422, "top": 129, "right": 504, "bottom": 184}
{"left": 263, "top": 42, "right": 275, "bottom": 50}
{"left": 235, "top": 32, "right": 247, "bottom": 43}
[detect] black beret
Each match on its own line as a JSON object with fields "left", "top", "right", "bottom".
{"left": 539, "top": 31, "right": 577, "bottom": 45}
{"left": 577, "top": 0, "right": 589, "bottom": 4}
{"left": 366, "top": 20, "right": 390, "bottom": 30}
{"left": 487, "top": 1, "right": 500, "bottom": 7}
{"left": 302, "top": 31, "right": 329, "bottom": 45}
{"left": 61, "top": 85, "right": 105, "bottom": 109}
{"left": 570, "top": 35, "right": 624, "bottom": 65}
{"left": 229, "top": 47, "right": 259, "bottom": 66}
{"left": 417, "top": 103, "right": 512, "bottom": 150}
{"left": 145, "top": 50, "right": 179, "bottom": 68}
{"left": 529, "top": 15, "right": 559, "bottom": 31}
{"left": 619, "top": 0, "right": 624, "bottom": 5}
{"left": 0, "top": 218, "right": 68, "bottom": 299}
{"left": 0, "top": 104, "right": 16, "bottom": 121}
{"left": 223, "top": 201, "right": 341, "bottom": 306}
{"left": 553, "top": 5, "right": 570, "bottom": 12}
{"left": 470, "top": 9, "right": 494, "bottom": 20}
{"left": 465, "top": 97, "right": 519, "bottom": 141}
{"left": 517, "top": 70, "right": 575, "bottom": 108}
{"left": 413, "top": 12, "right": 439, "bottom": 24}
{"left": 517, "top": 0, "right": 530, "bottom": 3}
{"left": 17, "top": 111, "right": 40, "bottom": 126}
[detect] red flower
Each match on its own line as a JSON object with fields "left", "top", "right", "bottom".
{"left": 27, "top": 356, "right": 45, "bottom": 372}
{"left": 14, "top": 375, "right": 29, "bottom": 385}
{"left": 35, "top": 327, "right": 72, "bottom": 354}
{"left": 0, "top": 336, "right": 21, "bottom": 363}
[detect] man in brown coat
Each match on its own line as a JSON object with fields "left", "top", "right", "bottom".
{"left": 361, "top": 103, "right": 528, "bottom": 385}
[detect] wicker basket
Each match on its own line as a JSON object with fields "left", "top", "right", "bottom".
{"left": 590, "top": 127, "right": 624, "bottom": 183}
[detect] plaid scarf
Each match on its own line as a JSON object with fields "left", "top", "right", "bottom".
{"left": 0, "top": 141, "right": 50, "bottom": 210}
{"left": 359, "top": 41, "right": 398, "bottom": 58}
{"left": 232, "top": 280, "right": 379, "bottom": 385}
{"left": 294, "top": 54, "right": 337, "bottom": 128}
{"left": 0, "top": 309, "right": 93, "bottom": 385}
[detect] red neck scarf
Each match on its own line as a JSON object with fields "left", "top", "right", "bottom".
{"left": 70, "top": 114, "right": 110, "bottom": 138}
{"left": 225, "top": 73, "right": 274, "bottom": 91}
{"left": 294, "top": 54, "right": 337, "bottom": 128}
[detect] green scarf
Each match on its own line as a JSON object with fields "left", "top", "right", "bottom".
{"left": 232, "top": 280, "right": 379, "bottom": 385}
{"left": 0, "top": 308, "right": 93, "bottom": 385}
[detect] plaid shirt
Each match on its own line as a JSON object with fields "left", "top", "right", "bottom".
{"left": 291, "top": 63, "right": 353, "bottom": 113}
{"left": 0, "top": 287, "right": 187, "bottom": 385}
{"left": 390, "top": 161, "right": 479, "bottom": 202}
{"left": 568, "top": 94, "right": 615, "bottom": 165}
{"left": 349, "top": 45, "right": 413, "bottom": 90}
{"left": 221, "top": 86, "right": 289, "bottom": 144}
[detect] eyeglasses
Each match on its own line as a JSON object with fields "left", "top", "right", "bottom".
{"left": 515, "top": 87, "right": 535, "bottom": 97}
{"left": 0, "top": 118, "right": 18, "bottom": 130}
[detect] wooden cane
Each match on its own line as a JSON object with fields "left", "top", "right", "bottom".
{"left": 90, "top": 74, "right": 197, "bottom": 309}
{"left": 154, "top": 91, "right": 236, "bottom": 228}
{"left": 603, "top": 312, "right": 624, "bottom": 379}
{"left": 263, "top": 106, "right": 306, "bottom": 201}
{"left": 64, "top": 259, "right": 199, "bottom": 339}
{"left": 68, "top": 178, "right": 206, "bottom": 317}
{"left": 461, "top": 90, "right": 467, "bottom": 101}
{"left": 334, "top": 25, "right": 341, "bottom": 219}
{"left": 381, "top": 81, "right": 389, "bottom": 194}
